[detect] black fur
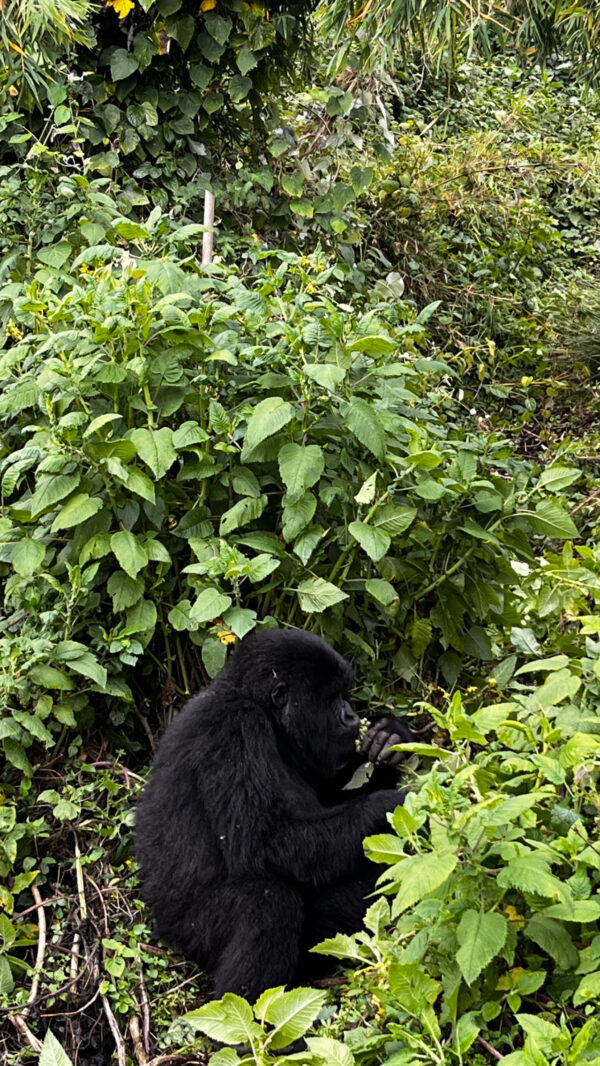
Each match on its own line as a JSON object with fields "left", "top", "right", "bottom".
{"left": 135, "top": 629, "right": 413, "bottom": 1000}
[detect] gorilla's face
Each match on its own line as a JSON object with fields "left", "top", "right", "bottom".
{"left": 272, "top": 678, "right": 360, "bottom": 781}
{"left": 226, "top": 629, "right": 358, "bottom": 782}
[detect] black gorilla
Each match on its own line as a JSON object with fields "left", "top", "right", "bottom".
{"left": 135, "top": 629, "right": 413, "bottom": 1000}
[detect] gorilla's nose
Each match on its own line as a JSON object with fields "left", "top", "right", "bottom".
{"left": 341, "top": 702, "right": 360, "bottom": 729}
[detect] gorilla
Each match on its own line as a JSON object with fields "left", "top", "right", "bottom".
{"left": 135, "top": 629, "right": 414, "bottom": 1000}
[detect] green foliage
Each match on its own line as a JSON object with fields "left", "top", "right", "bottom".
{"left": 324, "top": 0, "right": 600, "bottom": 85}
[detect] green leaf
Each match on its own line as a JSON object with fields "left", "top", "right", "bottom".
{"left": 66, "top": 653, "right": 107, "bottom": 689}
{"left": 304, "top": 363, "right": 346, "bottom": 391}
{"left": 497, "top": 856, "right": 565, "bottom": 900}
{"left": 202, "top": 636, "right": 228, "bottom": 679}
{"left": 538, "top": 466, "right": 580, "bottom": 492}
{"left": 304, "top": 1038, "right": 354, "bottom": 1066}
{"left": 223, "top": 606, "right": 257, "bottom": 638}
{"left": 256, "top": 986, "right": 327, "bottom": 1050}
{"left": 190, "top": 588, "right": 232, "bottom": 625}
{"left": 241, "top": 397, "right": 294, "bottom": 459}
{"left": 245, "top": 554, "right": 279, "bottom": 583}
{"left": 4, "top": 738, "right": 33, "bottom": 775}
{"left": 30, "top": 472, "right": 80, "bottom": 518}
{"left": 373, "top": 504, "right": 417, "bottom": 535}
{"left": 111, "top": 531, "right": 148, "bottom": 579}
{"left": 529, "top": 500, "right": 578, "bottom": 539}
{"left": 528, "top": 668, "right": 581, "bottom": 711}
{"left": 525, "top": 915, "right": 579, "bottom": 971}
{"left": 344, "top": 398, "right": 387, "bottom": 460}
{"left": 389, "top": 850, "right": 458, "bottom": 915}
{"left": 388, "top": 962, "right": 441, "bottom": 1015}
{"left": 229, "top": 74, "right": 252, "bottom": 101}
{"left": 349, "top": 522, "right": 390, "bottom": 562}
{"left": 130, "top": 427, "right": 177, "bottom": 478}
{"left": 123, "top": 599, "right": 158, "bottom": 637}
{"left": 28, "top": 665, "right": 75, "bottom": 690}
{"left": 0, "top": 956, "right": 14, "bottom": 996}
{"left": 573, "top": 971, "right": 600, "bottom": 1006}
{"left": 110, "top": 49, "right": 138, "bottom": 81}
{"left": 40, "top": 1029, "right": 74, "bottom": 1066}
{"left": 11, "top": 538, "right": 45, "bottom": 576}
{"left": 184, "top": 993, "right": 262, "bottom": 1044}
{"left": 114, "top": 464, "right": 156, "bottom": 504}
{"left": 365, "top": 578, "right": 398, "bottom": 607}
{"left": 37, "top": 243, "right": 71, "bottom": 268}
{"left": 278, "top": 444, "right": 324, "bottom": 501}
{"left": 51, "top": 494, "right": 103, "bottom": 531}
{"left": 108, "top": 572, "right": 144, "bottom": 611}
{"left": 282, "top": 491, "right": 316, "bottom": 542}
{"left": 237, "top": 46, "right": 257, "bottom": 75}
{"left": 114, "top": 220, "right": 150, "bottom": 241}
{"left": 456, "top": 910, "right": 508, "bottom": 985}
{"left": 296, "top": 577, "right": 348, "bottom": 613}
{"left": 347, "top": 334, "right": 395, "bottom": 356}
{"left": 168, "top": 600, "right": 193, "bottom": 632}
{"left": 220, "top": 495, "right": 267, "bottom": 536}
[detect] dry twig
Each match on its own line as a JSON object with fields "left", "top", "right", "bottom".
{"left": 102, "top": 993, "right": 127, "bottom": 1066}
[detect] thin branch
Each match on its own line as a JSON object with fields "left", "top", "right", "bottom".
{"left": 130, "top": 1015, "right": 148, "bottom": 1065}
{"left": 477, "top": 1034, "right": 505, "bottom": 1060}
{"left": 7, "top": 1013, "right": 42, "bottom": 1052}
{"left": 202, "top": 190, "right": 215, "bottom": 265}
{"left": 101, "top": 994, "right": 127, "bottom": 1066}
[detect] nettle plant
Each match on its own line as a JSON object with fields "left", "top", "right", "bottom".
{"left": 0, "top": 221, "right": 584, "bottom": 771}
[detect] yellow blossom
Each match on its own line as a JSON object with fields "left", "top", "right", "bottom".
{"left": 217, "top": 629, "right": 236, "bottom": 645}
{"left": 6, "top": 320, "right": 23, "bottom": 340}
{"left": 107, "top": 0, "right": 135, "bottom": 19}
{"left": 504, "top": 905, "right": 526, "bottom": 929}
{"left": 201, "top": 0, "right": 217, "bottom": 9}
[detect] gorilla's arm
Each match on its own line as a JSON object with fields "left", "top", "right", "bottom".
{"left": 205, "top": 705, "right": 400, "bottom": 890}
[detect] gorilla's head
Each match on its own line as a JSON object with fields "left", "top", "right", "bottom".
{"left": 223, "top": 629, "right": 359, "bottom": 780}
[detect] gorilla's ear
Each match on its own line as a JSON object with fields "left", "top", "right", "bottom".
{"left": 271, "top": 682, "right": 288, "bottom": 710}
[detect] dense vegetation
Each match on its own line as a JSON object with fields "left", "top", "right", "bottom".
{"left": 1, "top": 2, "right": 600, "bottom": 1064}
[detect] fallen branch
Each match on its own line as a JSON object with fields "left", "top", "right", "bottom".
{"left": 7, "top": 885, "right": 47, "bottom": 1052}
{"left": 102, "top": 994, "right": 127, "bottom": 1066}
{"left": 130, "top": 1015, "right": 148, "bottom": 1065}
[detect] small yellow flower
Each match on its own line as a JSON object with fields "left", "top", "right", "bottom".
{"left": 201, "top": 0, "right": 217, "bottom": 9}
{"left": 107, "top": 0, "right": 135, "bottom": 18}
{"left": 217, "top": 629, "right": 236, "bottom": 645}
{"left": 488, "top": 678, "right": 498, "bottom": 688}
{"left": 504, "top": 905, "right": 526, "bottom": 929}
{"left": 8, "top": 85, "right": 18, "bottom": 97}
{"left": 521, "top": 375, "right": 533, "bottom": 387}
{"left": 6, "top": 320, "right": 24, "bottom": 340}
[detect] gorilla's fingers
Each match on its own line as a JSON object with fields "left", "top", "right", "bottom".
{"left": 377, "top": 734, "right": 404, "bottom": 764}
{"left": 361, "top": 726, "right": 390, "bottom": 763}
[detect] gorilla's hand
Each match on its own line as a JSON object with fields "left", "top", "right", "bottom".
{"left": 360, "top": 716, "right": 414, "bottom": 768}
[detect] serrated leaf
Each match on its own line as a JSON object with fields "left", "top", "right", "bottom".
{"left": 28, "top": 665, "right": 75, "bottom": 690}
{"left": 304, "top": 1038, "right": 354, "bottom": 1066}
{"left": 258, "top": 986, "right": 327, "bottom": 1050}
{"left": 184, "top": 993, "right": 262, "bottom": 1044}
{"left": 525, "top": 915, "right": 579, "bottom": 971}
{"left": 456, "top": 910, "right": 508, "bottom": 985}
{"left": 282, "top": 491, "right": 316, "bottom": 542}
{"left": 389, "top": 850, "right": 458, "bottom": 915}
{"left": 349, "top": 521, "right": 390, "bottom": 562}
{"left": 4, "top": 738, "right": 33, "bottom": 775}
{"left": 344, "top": 398, "right": 386, "bottom": 460}
{"left": 190, "top": 588, "right": 232, "bottom": 625}
{"left": 223, "top": 606, "right": 257, "bottom": 638}
{"left": 528, "top": 668, "right": 581, "bottom": 711}
{"left": 538, "top": 466, "right": 580, "bottom": 492}
{"left": 51, "top": 493, "right": 103, "bottom": 531}
{"left": 30, "top": 473, "right": 81, "bottom": 518}
{"left": 11, "top": 537, "right": 45, "bottom": 576}
{"left": 296, "top": 577, "right": 348, "bottom": 613}
{"left": 220, "top": 495, "right": 267, "bottom": 536}
{"left": 130, "top": 427, "right": 177, "bottom": 478}
{"left": 111, "top": 531, "right": 148, "bottom": 579}
{"left": 529, "top": 500, "right": 578, "bottom": 539}
{"left": 573, "top": 971, "right": 600, "bottom": 1005}
{"left": 241, "top": 397, "right": 294, "bottom": 459}
{"left": 304, "top": 363, "right": 346, "bottom": 391}
{"left": 374, "top": 504, "right": 417, "bottom": 535}
{"left": 168, "top": 599, "right": 193, "bottom": 631}
{"left": 497, "top": 856, "right": 565, "bottom": 900}
{"left": 278, "top": 443, "right": 324, "bottom": 501}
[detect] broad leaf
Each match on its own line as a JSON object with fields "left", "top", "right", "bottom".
{"left": 456, "top": 910, "right": 508, "bottom": 984}
{"left": 241, "top": 397, "right": 294, "bottom": 458}
{"left": 296, "top": 577, "right": 348, "bottom": 613}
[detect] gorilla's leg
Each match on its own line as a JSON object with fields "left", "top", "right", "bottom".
{"left": 214, "top": 880, "right": 304, "bottom": 1000}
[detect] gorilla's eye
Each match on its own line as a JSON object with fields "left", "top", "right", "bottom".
{"left": 271, "top": 682, "right": 287, "bottom": 709}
